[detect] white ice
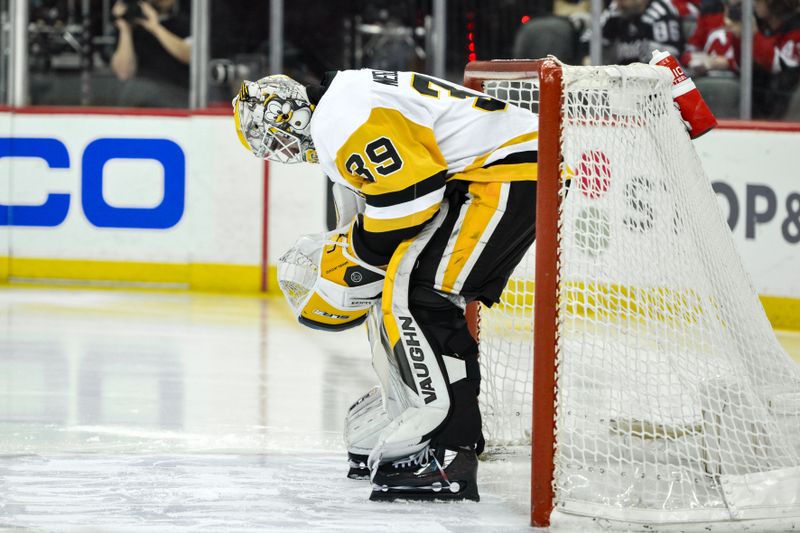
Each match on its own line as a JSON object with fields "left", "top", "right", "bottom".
{"left": 0, "top": 288, "right": 534, "bottom": 532}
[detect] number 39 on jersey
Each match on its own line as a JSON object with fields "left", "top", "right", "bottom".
{"left": 345, "top": 137, "right": 404, "bottom": 183}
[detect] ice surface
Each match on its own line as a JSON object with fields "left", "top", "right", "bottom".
{"left": 2, "top": 288, "right": 797, "bottom": 532}
{"left": 0, "top": 452, "right": 533, "bottom": 532}
{"left": 0, "top": 288, "right": 533, "bottom": 532}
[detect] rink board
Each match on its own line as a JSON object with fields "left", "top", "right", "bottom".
{"left": 0, "top": 109, "right": 798, "bottom": 326}
{"left": 0, "top": 108, "right": 327, "bottom": 292}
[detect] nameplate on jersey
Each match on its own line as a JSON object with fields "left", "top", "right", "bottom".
{"left": 371, "top": 70, "right": 398, "bottom": 87}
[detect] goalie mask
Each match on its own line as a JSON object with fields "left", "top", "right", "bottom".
{"left": 232, "top": 75, "right": 318, "bottom": 164}
{"left": 278, "top": 228, "right": 384, "bottom": 331}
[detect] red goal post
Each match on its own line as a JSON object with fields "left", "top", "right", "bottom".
{"left": 463, "top": 59, "right": 561, "bottom": 528}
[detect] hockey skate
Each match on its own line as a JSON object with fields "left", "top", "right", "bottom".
{"left": 369, "top": 446, "right": 479, "bottom": 502}
{"left": 347, "top": 452, "right": 370, "bottom": 480}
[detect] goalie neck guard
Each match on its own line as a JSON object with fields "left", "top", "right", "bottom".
{"left": 232, "top": 75, "right": 318, "bottom": 164}
{"left": 277, "top": 227, "right": 384, "bottom": 331}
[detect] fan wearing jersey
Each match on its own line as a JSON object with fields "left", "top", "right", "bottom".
{"left": 232, "top": 70, "right": 538, "bottom": 502}
{"left": 600, "top": 0, "right": 686, "bottom": 64}
{"left": 683, "top": 0, "right": 742, "bottom": 75}
{"left": 752, "top": 0, "right": 800, "bottom": 118}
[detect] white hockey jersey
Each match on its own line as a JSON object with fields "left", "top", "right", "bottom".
{"left": 310, "top": 69, "right": 538, "bottom": 238}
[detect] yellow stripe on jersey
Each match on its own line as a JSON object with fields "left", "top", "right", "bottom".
{"left": 335, "top": 107, "right": 447, "bottom": 195}
{"left": 438, "top": 182, "right": 503, "bottom": 292}
{"left": 449, "top": 131, "right": 538, "bottom": 183}
{"left": 381, "top": 238, "right": 415, "bottom": 348}
{"left": 363, "top": 202, "right": 441, "bottom": 233}
{"left": 462, "top": 132, "right": 537, "bottom": 172}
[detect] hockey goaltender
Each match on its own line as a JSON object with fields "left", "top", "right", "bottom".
{"left": 233, "top": 68, "right": 539, "bottom": 502}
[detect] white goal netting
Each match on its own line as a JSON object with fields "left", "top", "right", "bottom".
{"left": 477, "top": 63, "right": 800, "bottom": 525}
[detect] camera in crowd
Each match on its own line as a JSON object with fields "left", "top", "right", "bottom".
{"left": 118, "top": 0, "right": 147, "bottom": 23}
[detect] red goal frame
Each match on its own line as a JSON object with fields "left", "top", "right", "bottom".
{"left": 463, "top": 59, "right": 563, "bottom": 528}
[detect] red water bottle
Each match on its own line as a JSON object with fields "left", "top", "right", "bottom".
{"left": 650, "top": 50, "right": 717, "bottom": 139}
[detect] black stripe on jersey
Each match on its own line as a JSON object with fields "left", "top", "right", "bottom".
{"left": 351, "top": 214, "right": 425, "bottom": 267}
{"left": 410, "top": 180, "right": 537, "bottom": 307}
{"left": 404, "top": 181, "right": 470, "bottom": 286}
{"left": 459, "top": 180, "right": 537, "bottom": 305}
{"left": 483, "top": 151, "right": 538, "bottom": 169}
{"left": 647, "top": 0, "right": 678, "bottom": 19}
{"left": 665, "top": 0, "right": 680, "bottom": 16}
{"left": 363, "top": 170, "right": 447, "bottom": 208}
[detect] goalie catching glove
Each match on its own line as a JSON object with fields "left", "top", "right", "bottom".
{"left": 278, "top": 222, "right": 384, "bottom": 331}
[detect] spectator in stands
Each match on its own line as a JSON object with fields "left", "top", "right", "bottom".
{"left": 594, "top": 0, "right": 686, "bottom": 64}
{"left": 111, "top": 0, "right": 191, "bottom": 107}
{"left": 683, "top": 0, "right": 742, "bottom": 75}
{"left": 752, "top": 0, "right": 800, "bottom": 117}
{"left": 684, "top": 0, "right": 727, "bottom": 64}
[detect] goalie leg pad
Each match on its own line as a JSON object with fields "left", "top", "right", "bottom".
{"left": 408, "top": 285, "right": 482, "bottom": 453}
{"left": 367, "top": 208, "right": 450, "bottom": 465}
{"left": 344, "top": 302, "right": 424, "bottom": 479}
{"left": 345, "top": 386, "right": 391, "bottom": 456}
{"left": 368, "top": 206, "right": 483, "bottom": 467}
{"left": 345, "top": 385, "right": 391, "bottom": 480}
{"left": 366, "top": 303, "right": 408, "bottom": 423}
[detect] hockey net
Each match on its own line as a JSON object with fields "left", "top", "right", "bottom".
{"left": 464, "top": 59, "right": 800, "bottom": 528}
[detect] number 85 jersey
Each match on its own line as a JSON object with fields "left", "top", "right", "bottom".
{"left": 309, "top": 69, "right": 538, "bottom": 258}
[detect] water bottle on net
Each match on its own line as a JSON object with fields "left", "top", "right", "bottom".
{"left": 649, "top": 50, "right": 718, "bottom": 139}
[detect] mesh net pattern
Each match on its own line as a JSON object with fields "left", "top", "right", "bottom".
{"left": 478, "top": 79, "right": 539, "bottom": 446}
{"left": 477, "top": 64, "right": 800, "bottom": 522}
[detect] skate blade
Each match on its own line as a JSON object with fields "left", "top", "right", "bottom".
{"left": 347, "top": 467, "right": 370, "bottom": 480}
{"left": 369, "top": 482, "right": 479, "bottom": 502}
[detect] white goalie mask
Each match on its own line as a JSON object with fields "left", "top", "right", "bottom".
{"left": 232, "top": 75, "right": 318, "bottom": 164}
{"left": 277, "top": 228, "right": 384, "bottom": 331}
